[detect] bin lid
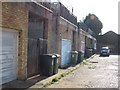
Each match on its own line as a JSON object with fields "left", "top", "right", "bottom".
{"left": 71, "top": 51, "right": 78, "bottom": 53}
{"left": 53, "top": 53, "right": 61, "bottom": 57}
{"left": 42, "top": 54, "right": 56, "bottom": 58}
{"left": 78, "top": 51, "right": 84, "bottom": 53}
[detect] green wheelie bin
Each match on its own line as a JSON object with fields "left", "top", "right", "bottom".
{"left": 53, "top": 54, "right": 60, "bottom": 74}
{"left": 77, "top": 51, "right": 84, "bottom": 63}
{"left": 71, "top": 51, "right": 78, "bottom": 65}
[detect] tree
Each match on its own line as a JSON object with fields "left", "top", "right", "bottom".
{"left": 84, "top": 13, "right": 103, "bottom": 37}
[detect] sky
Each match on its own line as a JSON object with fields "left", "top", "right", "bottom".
{"left": 60, "top": 0, "right": 119, "bottom": 35}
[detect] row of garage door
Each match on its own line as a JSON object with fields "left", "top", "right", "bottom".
{"left": 0, "top": 28, "right": 73, "bottom": 85}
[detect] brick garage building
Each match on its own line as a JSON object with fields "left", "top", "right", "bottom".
{"left": 0, "top": 2, "right": 53, "bottom": 84}
{"left": 0, "top": 2, "right": 78, "bottom": 84}
{"left": 77, "top": 22, "right": 96, "bottom": 58}
{"left": 27, "top": 2, "right": 53, "bottom": 78}
{"left": 0, "top": 1, "right": 97, "bottom": 85}
{"left": 1, "top": 2, "right": 28, "bottom": 84}
{"left": 51, "top": 2, "right": 78, "bottom": 68}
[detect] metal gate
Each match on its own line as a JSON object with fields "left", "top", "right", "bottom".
{"left": 27, "top": 38, "right": 47, "bottom": 78}
{"left": 61, "top": 39, "right": 71, "bottom": 68}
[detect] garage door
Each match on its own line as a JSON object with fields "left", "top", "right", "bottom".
{"left": 61, "top": 39, "right": 71, "bottom": 68}
{"left": 0, "top": 29, "right": 18, "bottom": 85}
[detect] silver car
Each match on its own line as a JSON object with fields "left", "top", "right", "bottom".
{"left": 100, "top": 47, "right": 110, "bottom": 56}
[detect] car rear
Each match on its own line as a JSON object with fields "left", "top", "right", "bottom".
{"left": 100, "top": 47, "right": 110, "bottom": 56}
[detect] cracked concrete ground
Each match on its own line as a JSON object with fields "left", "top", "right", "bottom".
{"left": 47, "top": 55, "right": 118, "bottom": 88}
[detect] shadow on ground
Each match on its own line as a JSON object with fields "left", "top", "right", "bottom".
{"left": 99, "top": 55, "right": 110, "bottom": 57}
{"left": 2, "top": 75, "right": 47, "bottom": 89}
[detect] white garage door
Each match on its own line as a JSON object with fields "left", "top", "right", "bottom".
{"left": 61, "top": 39, "right": 71, "bottom": 68}
{"left": 0, "top": 29, "right": 18, "bottom": 85}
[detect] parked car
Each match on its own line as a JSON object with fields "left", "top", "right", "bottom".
{"left": 100, "top": 47, "right": 110, "bottom": 56}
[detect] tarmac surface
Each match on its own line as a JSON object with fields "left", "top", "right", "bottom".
{"left": 47, "top": 55, "right": 118, "bottom": 88}
{"left": 2, "top": 55, "right": 119, "bottom": 89}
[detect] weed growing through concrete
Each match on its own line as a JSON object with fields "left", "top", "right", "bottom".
{"left": 88, "top": 65, "right": 96, "bottom": 69}
{"left": 81, "top": 60, "right": 89, "bottom": 65}
{"left": 43, "top": 67, "right": 79, "bottom": 88}
{"left": 52, "top": 77, "right": 59, "bottom": 82}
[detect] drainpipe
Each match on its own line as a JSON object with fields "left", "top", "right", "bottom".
{"left": 77, "top": 23, "right": 80, "bottom": 52}
{"left": 85, "top": 35, "right": 87, "bottom": 58}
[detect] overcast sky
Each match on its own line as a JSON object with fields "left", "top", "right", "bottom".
{"left": 60, "top": 0, "right": 119, "bottom": 34}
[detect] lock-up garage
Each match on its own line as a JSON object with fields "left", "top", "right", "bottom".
{"left": 0, "top": 28, "right": 18, "bottom": 84}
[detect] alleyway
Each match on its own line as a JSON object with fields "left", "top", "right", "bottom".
{"left": 47, "top": 55, "right": 118, "bottom": 88}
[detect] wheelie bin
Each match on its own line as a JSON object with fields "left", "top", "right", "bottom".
{"left": 40, "top": 54, "right": 56, "bottom": 76}
{"left": 77, "top": 51, "right": 85, "bottom": 63}
{"left": 70, "top": 51, "right": 78, "bottom": 65}
{"left": 53, "top": 54, "right": 60, "bottom": 74}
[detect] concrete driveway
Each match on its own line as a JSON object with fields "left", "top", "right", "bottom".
{"left": 47, "top": 55, "right": 118, "bottom": 88}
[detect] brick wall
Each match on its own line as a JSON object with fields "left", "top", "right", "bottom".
{"left": 78, "top": 30, "right": 86, "bottom": 52}
{"left": 56, "top": 17, "right": 77, "bottom": 66}
{"left": 46, "top": 17, "right": 54, "bottom": 54}
{"left": 86, "top": 37, "right": 92, "bottom": 48}
{"left": 2, "top": 2, "right": 28, "bottom": 80}
{"left": 76, "top": 30, "right": 79, "bottom": 51}
{"left": 47, "top": 15, "right": 77, "bottom": 66}
{"left": 58, "top": 17, "right": 77, "bottom": 52}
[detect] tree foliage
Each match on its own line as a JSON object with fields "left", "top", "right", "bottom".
{"left": 84, "top": 13, "right": 103, "bottom": 36}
